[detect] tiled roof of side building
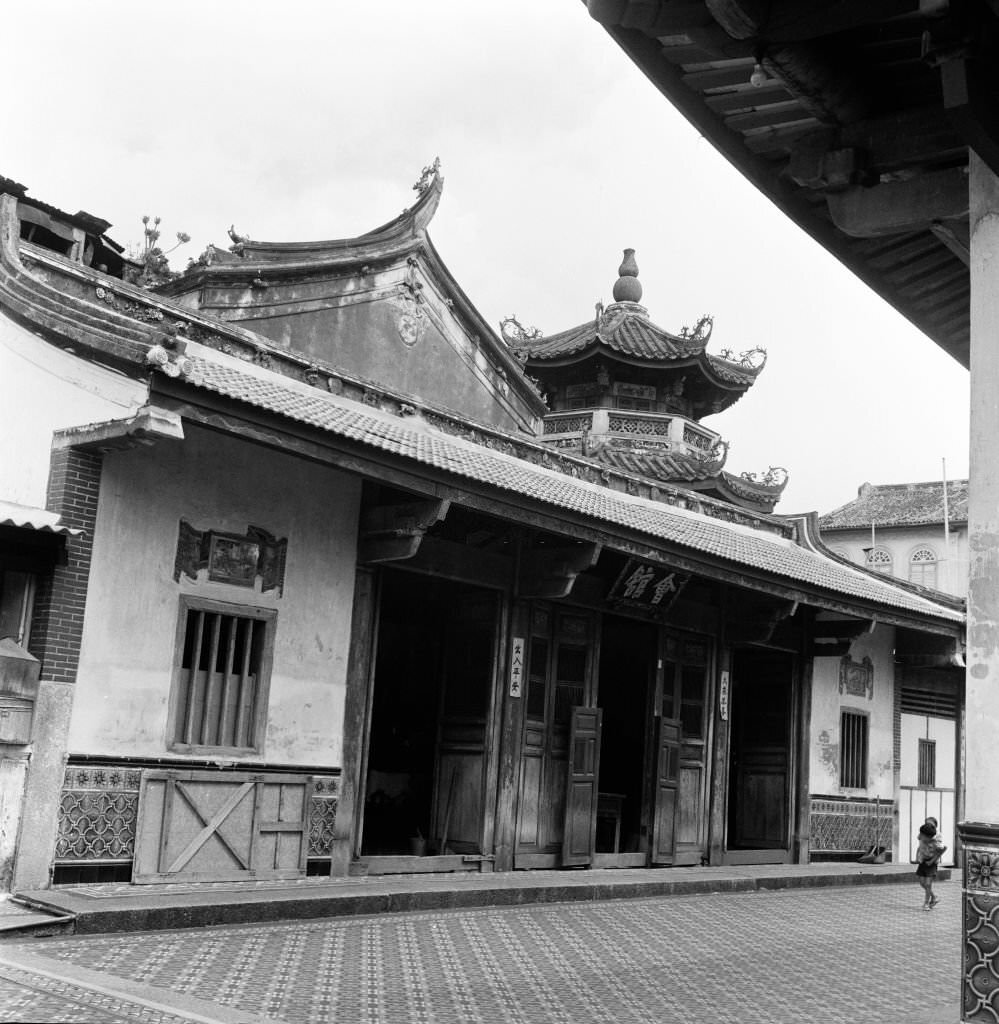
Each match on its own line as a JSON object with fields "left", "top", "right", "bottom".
{"left": 173, "top": 346, "right": 962, "bottom": 625}
{"left": 820, "top": 480, "right": 969, "bottom": 530}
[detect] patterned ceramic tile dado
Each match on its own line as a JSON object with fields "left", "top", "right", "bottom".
{"left": 1, "top": 884, "right": 961, "bottom": 1024}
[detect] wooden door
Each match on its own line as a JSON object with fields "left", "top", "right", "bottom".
{"left": 133, "top": 770, "right": 311, "bottom": 883}
{"left": 563, "top": 706, "right": 602, "bottom": 865}
{"left": 432, "top": 590, "right": 497, "bottom": 854}
{"left": 515, "top": 608, "right": 593, "bottom": 867}
{"left": 658, "top": 633, "right": 713, "bottom": 865}
{"left": 728, "top": 653, "right": 793, "bottom": 851}
{"left": 649, "top": 717, "right": 680, "bottom": 864}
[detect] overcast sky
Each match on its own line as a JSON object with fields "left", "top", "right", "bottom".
{"left": 3, "top": 1, "right": 970, "bottom": 514}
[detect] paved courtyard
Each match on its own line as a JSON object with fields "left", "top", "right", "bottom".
{"left": 0, "top": 879, "right": 962, "bottom": 1024}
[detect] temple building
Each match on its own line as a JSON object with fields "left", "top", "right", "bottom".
{"left": 506, "top": 249, "right": 787, "bottom": 514}
{"left": 0, "top": 167, "right": 965, "bottom": 899}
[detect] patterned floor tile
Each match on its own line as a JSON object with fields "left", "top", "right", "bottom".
{"left": 0, "top": 882, "right": 962, "bottom": 1023}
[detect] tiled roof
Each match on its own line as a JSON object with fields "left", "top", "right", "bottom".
{"left": 521, "top": 311, "right": 691, "bottom": 361}
{"left": 515, "top": 303, "right": 758, "bottom": 389}
{"left": 820, "top": 481, "right": 969, "bottom": 530}
{"left": 0, "top": 500, "right": 79, "bottom": 535}
{"left": 591, "top": 446, "right": 725, "bottom": 482}
{"left": 174, "top": 346, "right": 961, "bottom": 625}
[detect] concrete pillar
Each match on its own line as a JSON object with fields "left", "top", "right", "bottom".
{"left": 961, "top": 150, "right": 999, "bottom": 1022}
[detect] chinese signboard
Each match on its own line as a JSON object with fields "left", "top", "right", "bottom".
{"left": 510, "top": 636, "right": 525, "bottom": 698}
{"left": 608, "top": 558, "right": 690, "bottom": 612}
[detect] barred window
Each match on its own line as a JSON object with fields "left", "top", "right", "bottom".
{"left": 909, "top": 548, "right": 938, "bottom": 589}
{"left": 170, "top": 597, "right": 275, "bottom": 753}
{"left": 866, "top": 548, "right": 893, "bottom": 576}
{"left": 918, "top": 738, "right": 937, "bottom": 788}
{"left": 840, "top": 709, "right": 868, "bottom": 789}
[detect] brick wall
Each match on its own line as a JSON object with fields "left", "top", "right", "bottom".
{"left": 28, "top": 448, "right": 103, "bottom": 683}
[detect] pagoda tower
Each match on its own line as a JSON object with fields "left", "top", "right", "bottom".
{"left": 503, "top": 249, "right": 788, "bottom": 514}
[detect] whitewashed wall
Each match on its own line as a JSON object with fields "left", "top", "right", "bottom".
{"left": 69, "top": 422, "right": 361, "bottom": 766}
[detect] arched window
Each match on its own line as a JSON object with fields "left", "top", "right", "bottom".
{"left": 866, "top": 547, "right": 893, "bottom": 576}
{"left": 909, "top": 548, "right": 938, "bottom": 588}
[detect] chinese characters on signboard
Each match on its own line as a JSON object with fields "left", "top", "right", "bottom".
{"left": 510, "top": 636, "right": 525, "bottom": 698}
{"left": 608, "top": 558, "right": 690, "bottom": 611}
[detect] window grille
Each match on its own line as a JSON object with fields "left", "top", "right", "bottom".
{"left": 866, "top": 548, "right": 893, "bottom": 576}
{"left": 840, "top": 709, "right": 868, "bottom": 789}
{"left": 918, "top": 738, "right": 937, "bottom": 788}
{"left": 909, "top": 548, "right": 938, "bottom": 588}
{"left": 172, "top": 600, "right": 275, "bottom": 751}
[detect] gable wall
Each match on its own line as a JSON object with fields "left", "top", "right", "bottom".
{"left": 186, "top": 260, "right": 540, "bottom": 434}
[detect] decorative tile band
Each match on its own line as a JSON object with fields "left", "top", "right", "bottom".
{"left": 964, "top": 888, "right": 999, "bottom": 1022}
{"left": 810, "top": 797, "right": 892, "bottom": 852}
{"left": 961, "top": 824, "right": 999, "bottom": 1022}
{"left": 56, "top": 763, "right": 339, "bottom": 862}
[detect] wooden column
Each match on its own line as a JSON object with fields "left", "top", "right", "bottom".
{"left": 792, "top": 654, "right": 813, "bottom": 864}
{"left": 492, "top": 601, "right": 529, "bottom": 872}
{"left": 960, "top": 151, "right": 999, "bottom": 1022}
{"left": 330, "top": 565, "right": 378, "bottom": 876}
{"left": 706, "top": 642, "right": 732, "bottom": 866}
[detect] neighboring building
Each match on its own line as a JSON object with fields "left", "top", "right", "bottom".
{"left": 0, "top": 169, "right": 964, "bottom": 895}
{"left": 820, "top": 481, "right": 968, "bottom": 866}
{"left": 819, "top": 480, "right": 969, "bottom": 599}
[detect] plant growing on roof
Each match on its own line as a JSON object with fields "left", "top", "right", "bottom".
{"left": 126, "top": 215, "right": 191, "bottom": 289}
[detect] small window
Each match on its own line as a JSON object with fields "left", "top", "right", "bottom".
{"left": 909, "top": 548, "right": 938, "bottom": 588}
{"left": 840, "top": 709, "right": 869, "bottom": 789}
{"left": 866, "top": 548, "right": 893, "bottom": 576}
{"left": 170, "top": 597, "right": 275, "bottom": 753}
{"left": 918, "top": 738, "right": 937, "bottom": 788}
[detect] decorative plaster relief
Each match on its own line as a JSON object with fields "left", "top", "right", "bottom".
{"left": 174, "top": 521, "right": 287, "bottom": 595}
{"left": 839, "top": 654, "right": 874, "bottom": 699}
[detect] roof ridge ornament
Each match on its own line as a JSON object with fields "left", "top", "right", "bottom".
{"left": 612, "top": 248, "right": 643, "bottom": 303}
{"left": 716, "top": 344, "right": 767, "bottom": 371}
{"left": 679, "top": 314, "right": 714, "bottom": 346}
{"left": 413, "top": 157, "right": 442, "bottom": 195}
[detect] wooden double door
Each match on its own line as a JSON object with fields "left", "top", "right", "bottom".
{"left": 514, "top": 608, "right": 713, "bottom": 869}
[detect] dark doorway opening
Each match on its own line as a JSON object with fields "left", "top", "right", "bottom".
{"left": 362, "top": 570, "right": 496, "bottom": 858}
{"left": 727, "top": 649, "right": 794, "bottom": 855}
{"left": 596, "top": 615, "right": 656, "bottom": 856}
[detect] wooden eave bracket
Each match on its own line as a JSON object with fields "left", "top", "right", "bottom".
{"left": 517, "top": 542, "right": 602, "bottom": 600}
{"left": 728, "top": 597, "right": 799, "bottom": 644}
{"left": 826, "top": 166, "right": 969, "bottom": 238}
{"left": 358, "top": 498, "right": 450, "bottom": 564}
{"left": 51, "top": 404, "right": 184, "bottom": 454}
{"left": 811, "top": 616, "right": 876, "bottom": 656}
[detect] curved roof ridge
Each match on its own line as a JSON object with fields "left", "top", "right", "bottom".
{"left": 224, "top": 164, "right": 444, "bottom": 262}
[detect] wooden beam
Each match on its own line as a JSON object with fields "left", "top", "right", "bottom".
{"left": 358, "top": 498, "right": 450, "bottom": 564}
{"left": 930, "top": 219, "right": 971, "bottom": 266}
{"left": 826, "top": 167, "right": 969, "bottom": 238}
{"left": 942, "top": 55, "right": 999, "bottom": 184}
{"left": 727, "top": 598, "right": 799, "bottom": 643}
{"left": 812, "top": 618, "right": 875, "bottom": 641}
{"left": 517, "top": 543, "right": 601, "bottom": 599}
{"left": 705, "top": 0, "right": 923, "bottom": 43}
{"left": 787, "top": 109, "right": 966, "bottom": 189}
